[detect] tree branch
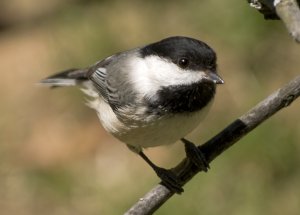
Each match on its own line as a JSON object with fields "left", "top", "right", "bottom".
{"left": 124, "top": 75, "right": 300, "bottom": 215}
{"left": 248, "top": 0, "right": 300, "bottom": 42}
{"left": 275, "top": 0, "right": 300, "bottom": 42}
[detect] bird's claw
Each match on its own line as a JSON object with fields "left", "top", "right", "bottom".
{"left": 181, "top": 138, "right": 210, "bottom": 172}
{"left": 154, "top": 167, "right": 184, "bottom": 194}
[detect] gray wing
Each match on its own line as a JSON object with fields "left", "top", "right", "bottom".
{"left": 88, "top": 51, "right": 139, "bottom": 111}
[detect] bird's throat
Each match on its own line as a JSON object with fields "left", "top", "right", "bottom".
{"left": 146, "top": 81, "right": 216, "bottom": 114}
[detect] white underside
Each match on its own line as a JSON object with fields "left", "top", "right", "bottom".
{"left": 115, "top": 103, "right": 212, "bottom": 149}
{"left": 85, "top": 86, "right": 212, "bottom": 151}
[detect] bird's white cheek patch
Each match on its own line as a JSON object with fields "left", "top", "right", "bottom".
{"left": 129, "top": 55, "right": 207, "bottom": 97}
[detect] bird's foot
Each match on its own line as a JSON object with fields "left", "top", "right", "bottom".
{"left": 181, "top": 138, "right": 210, "bottom": 172}
{"left": 154, "top": 166, "right": 184, "bottom": 194}
{"left": 138, "top": 150, "right": 184, "bottom": 194}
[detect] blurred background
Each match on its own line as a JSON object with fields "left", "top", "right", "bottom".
{"left": 0, "top": 0, "right": 300, "bottom": 214}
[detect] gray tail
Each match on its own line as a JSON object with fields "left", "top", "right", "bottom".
{"left": 39, "top": 68, "right": 89, "bottom": 88}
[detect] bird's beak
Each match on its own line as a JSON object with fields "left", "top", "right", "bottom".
{"left": 206, "top": 71, "right": 224, "bottom": 84}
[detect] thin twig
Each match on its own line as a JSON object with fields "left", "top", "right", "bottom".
{"left": 125, "top": 75, "right": 300, "bottom": 215}
{"left": 275, "top": 0, "right": 300, "bottom": 43}
{"left": 248, "top": 0, "right": 300, "bottom": 42}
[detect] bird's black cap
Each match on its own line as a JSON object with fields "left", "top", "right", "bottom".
{"left": 140, "top": 36, "right": 217, "bottom": 72}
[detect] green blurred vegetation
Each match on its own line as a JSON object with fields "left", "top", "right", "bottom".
{"left": 0, "top": 0, "right": 299, "bottom": 214}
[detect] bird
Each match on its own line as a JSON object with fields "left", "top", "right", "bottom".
{"left": 40, "top": 36, "right": 224, "bottom": 193}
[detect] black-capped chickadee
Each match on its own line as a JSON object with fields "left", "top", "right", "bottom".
{"left": 40, "top": 36, "right": 224, "bottom": 193}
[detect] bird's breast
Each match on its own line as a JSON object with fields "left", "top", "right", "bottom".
{"left": 116, "top": 102, "right": 213, "bottom": 149}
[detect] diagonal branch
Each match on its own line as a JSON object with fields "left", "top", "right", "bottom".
{"left": 125, "top": 75, "right": 300, "bottom": 215}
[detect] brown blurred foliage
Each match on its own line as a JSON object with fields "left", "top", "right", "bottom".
{"left": 0, "top": 0, "right": 300, "bottom": 214}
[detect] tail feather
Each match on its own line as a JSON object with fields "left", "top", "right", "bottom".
{"left": 39, "top": 68, "right": 88, "bottom": 88}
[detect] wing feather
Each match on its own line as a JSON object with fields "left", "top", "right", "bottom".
{"left": 88, "top": 51, "right": 139, "bottom": 112}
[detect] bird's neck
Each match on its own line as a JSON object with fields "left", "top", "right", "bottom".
{"left": 146, "top": 81, "right": 216, "bottom": 115}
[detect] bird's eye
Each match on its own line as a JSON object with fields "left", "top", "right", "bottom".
{"left": 178, "top": 58, "right": 189, "bottom": 68}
